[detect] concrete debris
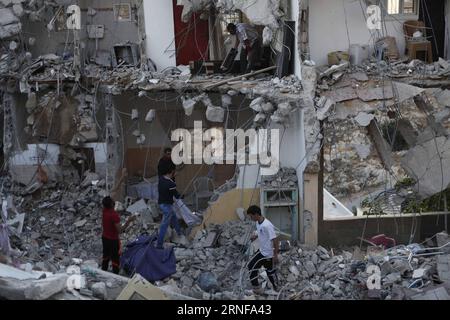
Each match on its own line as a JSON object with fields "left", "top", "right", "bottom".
{"left": 356, "top": 86, "right": 394, "bottom": 102}
{"left": 436, "top": 232, "right": 450, "bottom": 254}
{"left": 131, "top": 109, "right": 139, "bottom": 120}
{"left": 181, "top": 96, "right": 196, "bottom": 116}
{"left": 145, "top": 109, "right": 156, "bottom": 122}
{"left": 411, "top": 287, "right": 450, "bottom": 300}
{"left": 401, "top": 136, "right": 450, "bottom": 198}
{"left": 437, "top": 255, "right": 450, "bottom": 282}
{"left": 316, "top": 97, "right": 335, "bottom": 121}
{"left": 250, "top": 97, "right": 264, "bottom": 112}
{"left": 354, "top": 112, "right": 374, "bottom": 127}
{"left": 261, "top": 168, "right": 297, "bottom": 188}
{"left": 349, "top": 72, "right": 369, "bottom": 82}
{"left": 198, "top": 272, "right": 219, "bottom": 293}
{"left": 262, "top": 26, "right": 273, "bottom": 46}
{"left": 206, "top": 106, "right": 225, "bottom": 123}
{"left": 319, "top": 62, "right": 350, "bottom": 79}
{"left": 91, "top": 282, "right": 108, "bottom": 300}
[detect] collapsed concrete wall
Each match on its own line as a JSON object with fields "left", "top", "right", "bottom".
{"left": 19, "top": 0, "right": 144, "bottom": 67}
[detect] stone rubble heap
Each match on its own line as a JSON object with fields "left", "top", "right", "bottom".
{"left": 261, "top": 167, "right": 298, "bottom": 188}
{"left": 163, "top": 220, "right": 450, "bottom": 300}
{"left": 2, "top": 174, "right": 154, "bottom": 272}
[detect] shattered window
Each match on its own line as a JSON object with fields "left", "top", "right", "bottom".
{"left": 385, "top": 0, "right": 418, "bottom": 15}
{"left": 114, "top": 4, "right": 132, "bottom": 21}
{"left": 221, "top": 11, "right": 243, "bottom": 34}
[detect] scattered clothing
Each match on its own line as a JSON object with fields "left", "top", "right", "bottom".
{"left": 121, "top": 234, "right": 177, "bottom": 282}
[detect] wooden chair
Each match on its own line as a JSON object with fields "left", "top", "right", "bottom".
{"left": 403, "top": 20, "right": 433, "bottom": 63}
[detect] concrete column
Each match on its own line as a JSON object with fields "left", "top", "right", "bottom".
{"left": 303, "top": 172, "right": 319, "bottom": 245}
{"left": 104, "top": 93, "right": 120, "bottom": 193}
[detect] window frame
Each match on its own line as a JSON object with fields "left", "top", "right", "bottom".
{"left": 220, "top": 10, "right": 243, "bottom": 36}
{"left": 113, "top": 3, "right": 132, "bottom": 22}
{"left": 383, "top": 0, "right": 419, "bottom": 20}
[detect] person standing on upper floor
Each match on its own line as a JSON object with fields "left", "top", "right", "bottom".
{"left": 226, "top": 22, "right": 262, "bottom": 74}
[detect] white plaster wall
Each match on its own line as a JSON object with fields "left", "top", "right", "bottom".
{"left": 323, "top": 189, "right": 354, "bottom": 219}
{"left": 309, "top": 0, "right": 417, "bottom": 66}
{"left": 10, "top": 144, "right": 60, "bottom": 165}
{"left": 143, "top": 0, "right": 177, "bottom": 70}
{"left": 84, "top": 143, "right": 107, "bottom": 163}
{"left": 289, "top": 0, "right": 302, "bottom": 78}
{"left": 236, "top": 108, "right": 306, "bottom": 189}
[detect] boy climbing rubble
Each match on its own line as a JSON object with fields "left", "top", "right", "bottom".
{"left": 246, "top": 205, "right": 280, "bottom": 295}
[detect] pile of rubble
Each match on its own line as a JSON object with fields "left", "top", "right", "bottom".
{"left": 166, "top": 220, "right": 450, "bottom": 300}
{"left": 2, "top": 185, "right": 450, "bottom": 300}
{"left": 1, "top": 173, "right": 156, "bottom": 271}
{"left": 261, "top": 167, "right": 298, "bottom": 188}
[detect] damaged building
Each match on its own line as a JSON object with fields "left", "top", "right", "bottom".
{"left": 0, "top": 0, "right": 450, "bottom": 301}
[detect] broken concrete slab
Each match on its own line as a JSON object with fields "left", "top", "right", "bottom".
{"left": 91, "top": 282, "right": 107, "bottom": 300}
{"left": 126, "top": 199, "right": 148, "bottom": 214}
{"left": 435, "top": 89, "right": 450, "bottom": 107}
{"left": 357, "top": 86, "right": 394, "bottom": 102}
{"left": 24, "top": 274, "right": 68, "bottom": 300}
{"left": 397, "top": 119, "right": 418, "bottom": 147}
{"left": 390, "top": 82, "right": 425, "bottom": 104}
{"left": 201, "top": 231, "right": 219, "bottom": 248}
{"left": 316, "top": 98, "right": 335, "bottom": 121}
{"left": 324, "top": 86, "right": 357, "bottom": 103}
{"left": 436, "top": 232, "right": 450, "bottom": 254}
{"left": 117, "top": 274, "right": 169, "bottom": 300}
{"left": 368, "top": 119, "right": 394, "bottom": 169}
{"left": 411, "top": 287, "right": 450, "bottom": 300}
{"left": 319, "top": 62, "right": 349, "bottom": 79}
{"left": 401, "top": 136, "right": 450, "bottom": 197}
{"left": 0, "top": 273, "right": 68, "bottom": 300}
{"left": 350, "top": 72, "right": 369, "bottom": 82}
{"left": 437, "top": 255, "right": 450, "bottom": 282}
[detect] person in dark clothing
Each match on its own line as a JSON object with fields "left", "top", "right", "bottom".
{"left": 101, "top": 195, "right": 135, "bottom": 274}
{"left": 246, "top": 205, "right": 279, "bottom": 294}
{"left": 158, "top": 147, "right": 175, "bottom": 177}
{"left": 157, "top": 166, "right": 183, "bottom": 248}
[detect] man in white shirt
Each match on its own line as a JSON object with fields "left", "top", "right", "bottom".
{"left": 226, "top": 23, "right": 262, "bottom": 73}
{"left": 246, "top": 205, "right": 279, "bottom": 294}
